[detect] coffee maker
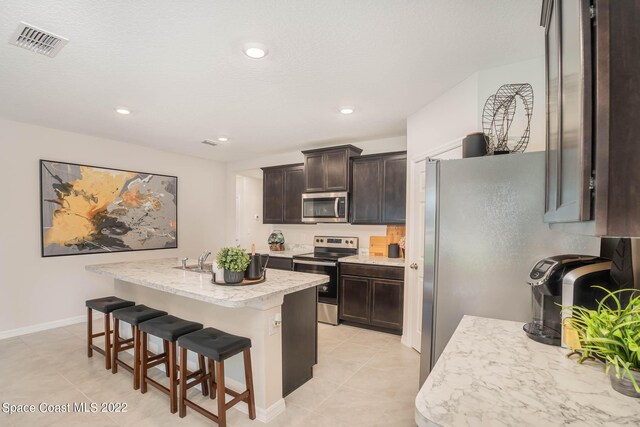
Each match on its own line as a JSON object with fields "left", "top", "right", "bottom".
{"left": 524, "top": 255, "right": 608, "bottom": 346}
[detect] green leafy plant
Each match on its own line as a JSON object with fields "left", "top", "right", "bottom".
{"left": 216, "top": 246, "right": 250, "bottom": 272}
{"left": 567, "top": 287, "right": 640, "bottom": 392}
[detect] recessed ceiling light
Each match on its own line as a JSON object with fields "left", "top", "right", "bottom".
{"left": 339, "top": 106, "right": 355, "bottom": 115}
{"left": 115, "top": 107, "right": 131, "bottom": 115}
{"left": 217, "top": 137, "right": 228, "bottom": 142}
{"left": 243, "top": 43, "right": 268, "bottom": 59}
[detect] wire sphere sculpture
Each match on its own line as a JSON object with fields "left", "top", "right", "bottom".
{"left": 482, "top": 83, "right": 533, "bottom": 154}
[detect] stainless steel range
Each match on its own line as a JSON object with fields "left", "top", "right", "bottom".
{"left": 293, "top": 236, "right": 359, "bottom": 325}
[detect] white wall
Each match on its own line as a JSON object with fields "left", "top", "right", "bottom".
{"left": 226, "top": 136, "right": 407, "bottom": 251}
{"left": 235, "top": 175, "right": 272, "bottom": 249}
{"left": 0, "top": 119, "right": 226, "bottom": 333}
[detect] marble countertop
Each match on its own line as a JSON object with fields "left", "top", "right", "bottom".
{"left": 86, "top": 257, "right": 329, "bottom": 310}
{"left": 339, "top": 254, "right": 406, "bottom": 267}
{"left": 253, "top": 248, "right": 312, "bottom": 258}
{"left": 415, "top": 315, "right": 640, "bottom": 427}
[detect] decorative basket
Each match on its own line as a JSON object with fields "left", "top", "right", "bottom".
{"left": 269, "top": 243, "right": 285, "bottom": 251}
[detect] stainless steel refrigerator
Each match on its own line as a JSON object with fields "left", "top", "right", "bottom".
{"left": 419, "top": 152, "right": 600, "bottom": 384}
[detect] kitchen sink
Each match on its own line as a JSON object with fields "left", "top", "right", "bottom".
{"left": 173, "top": 263, "right": 213, "bottom": 274}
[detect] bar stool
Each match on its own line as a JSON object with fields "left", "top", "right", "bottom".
{"left": 111, "top": 305, "right": 168, "bottom": 389}
{"left": 86, "top": 296, "right": 135, "bottom": 370}
{"left": 177, "top": 327, "right": 256, "bottom": 427}
{"left": 139, "top": 315, "right": 207, "bottom": 413}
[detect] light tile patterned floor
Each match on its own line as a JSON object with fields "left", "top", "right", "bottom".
{"left": 0, "top": 322, "right": 419, "bottom": 426}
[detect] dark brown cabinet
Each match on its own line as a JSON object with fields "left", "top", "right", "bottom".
{"left": 302, "top": 145, "right": 362, "bottom": 193}
{"left": 351, "top": 152, "right": 407, "bottom": 225}
{"left": 541, "top": 0, "right": 640, "bottom": 237}
{"left": 261, "top": 163, "right": 304, "bottom": 224}
{"left": 339, "top": 263, "right": 404, "bottom": 334}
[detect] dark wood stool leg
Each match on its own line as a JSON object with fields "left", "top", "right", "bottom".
{"left": 208, "top": 358, "right": 216, "bottom": 399}
{"left": 133, "top": 326, "right": 141, "bottom": 390}
{"left": 141, "top": 331, "right": 148, "bottom": 394}
{"left": 111, "top": 318, "right": 120, "bottom": 374}
{"left": 198, "top": 354, "right": 209, "bottom": 396}
{"left": 216, "top": 360, "right": 226, "bottom": 427}
{"left": 104, "top": 313, "right": 111, "bottom": 370}
{"left": 163, "top": 340, "right": 170, "bottom": 377}
{"left": 243, "top": 349, "right": 256, "bottom": 420}
{"left": 169, "top": 340, "right": 177, "bottom": 414}
{"left": 179, "top": 346, "right": 188, "bottom": 418}
{"left": 87, "top": 307, "right": 93, "bottom": 358}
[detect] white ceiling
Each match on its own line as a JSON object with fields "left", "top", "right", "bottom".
{"left": 0, "top": 0, "right": 543, "bottom": 162}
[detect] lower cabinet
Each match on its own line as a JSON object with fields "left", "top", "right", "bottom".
{"left": 265, "top": 256, "right": 293, "bottom": 271}
{"left": 339, "top": 263, "right": 404, "bottom": 334}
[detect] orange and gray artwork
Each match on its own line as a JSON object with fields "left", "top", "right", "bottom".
{"left": 40, "top": 160, "right": 177, "bottom": 257}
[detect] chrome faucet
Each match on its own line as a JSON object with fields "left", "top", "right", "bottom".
{"left": 198, "top": 251, "right": 211, "bottom": 270}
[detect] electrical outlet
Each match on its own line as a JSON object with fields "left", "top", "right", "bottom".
{"left": 268, "top": 313, "right": 282, "bottom": 336}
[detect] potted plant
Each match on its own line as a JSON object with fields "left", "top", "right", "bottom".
{"left": 567, "top": 287, "right": 640, "bottom": 397}
{"left": 216, "top": 246, "right": 251, "bottom": 284}
{"left": 268, "top": 230, "right": 285, "bottom": 251}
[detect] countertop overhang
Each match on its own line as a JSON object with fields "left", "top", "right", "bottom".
{"left": 86, "top": 257, "right": 329, "bottom": 310}
{"left": 416, "top": 315, "right": 640, "bottom": 426}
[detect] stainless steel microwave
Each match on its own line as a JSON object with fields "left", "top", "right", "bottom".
{"left": 301, "top": 192, "right": 348, "bottom": 223}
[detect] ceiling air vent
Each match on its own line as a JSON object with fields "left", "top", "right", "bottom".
{"left": 201, "top": 140, "right": 219, "bottom": 147}
{"left": 8, "top": 22, "right": 68, "bottom": 58}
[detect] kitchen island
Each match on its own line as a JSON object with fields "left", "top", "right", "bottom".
{"left": 415, "top": 316, "right": 640, "bottom": 426}
{"left": 86, "top": 257, "right": 329, "bottom": 423}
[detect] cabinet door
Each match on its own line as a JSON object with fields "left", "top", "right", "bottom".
{"left": 304, "top": 153, "right": 325, "bottom": 192}
{"left": 381, "top": 155, "right": 407, "bottom": 224}
{"left": 324, "top": 149, "right": 349, "bottom": 191}
{"left": 339, "top": 275, "right": 370, "bottom": 324}
{"left": 370, "top": 279, "right": 403, "bottom": 331}
{"left": 543, "top": 0, "right": 592, "bottom": 223}
{"left": 263, "top": 169, "right": 283, "bottom": 223}
{"left": 283, "top": 166, "right": 305, "bottom": 224}
{"left": 351, "top": 159, "right": 382, "bottom": 224}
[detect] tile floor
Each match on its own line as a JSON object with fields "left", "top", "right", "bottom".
{"left": 0, "top": 321, "right": 419, "bottom": 426}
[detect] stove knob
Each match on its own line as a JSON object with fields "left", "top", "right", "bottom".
{"left": 316, "top": 239, "right": 319, "bottom": 243}
{"left": 320, "top": 239, "right": 324, "bottom": 243}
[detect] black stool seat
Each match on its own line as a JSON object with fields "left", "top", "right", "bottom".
{"left": 112, "top": 305, "right": 167, "bottom": 326}
{"left": 139, "top": 315, "right": 202, "bottom": 342}
{"left": 86, "top": 296, "right": 135, "bottom": 314}
{"left": 178, "top": 328, "right": 251, "bottom": 361}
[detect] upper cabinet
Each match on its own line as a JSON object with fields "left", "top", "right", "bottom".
{"left": 302, "top": 145, "right": 363, "bottom": 193}
{"left": 261, "top": 163, "right": 305, "bottom": 224}
{"left": 541, "top": 0, "right": 640, "bottom": 237}
{"left": 351, "top": 152, "right": 407, "bottom": 225}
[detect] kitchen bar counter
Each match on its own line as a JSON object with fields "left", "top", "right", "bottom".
{"left": 86, "top": 257, "right": 328, "bottom": 421}
{"left": 339, "top": 254, "right": 406, "bottom": 267}
{"left": 86, "top": 257, "right": 328, "bottom": 310}
{"left": 415, "top": 316, "right": 640, "bottom": 426}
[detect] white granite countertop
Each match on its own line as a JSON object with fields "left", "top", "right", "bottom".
{"left": 339, "top": 254, "right": 406, "bottom": 267}
{"left": 86, "top": 257, "right": 329, "bottom": 310}
{"left": 253, "top": 248, "right": 312, "bottom": 258}
{"left": 415, "top": 315, "right": 640, "bottom": 427}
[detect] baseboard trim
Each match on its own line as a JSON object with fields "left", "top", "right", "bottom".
{"left": 224, "top": 377, "right": 286, "bottom": 422}
{"left": 0, "top": 313, "right": 99, "bottom": 341}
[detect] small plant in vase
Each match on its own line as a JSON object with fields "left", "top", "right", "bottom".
{"left": 216, "top": 246, "right": 250, "bottom": 284}
{"left": 566, "top": 287, "right": 640, "bottom": 397}
{"left": 268, "top": 230, "right": 285, "bottom": 251}
{"left": 398, "top": 237, "right": 406, "bottom": 258}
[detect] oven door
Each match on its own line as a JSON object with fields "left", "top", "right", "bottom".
{"left": 293, "top": 259, "right": 339, "bottom": 325}
{"left": 301, "top": 192, "right": 348, "bottom": 223}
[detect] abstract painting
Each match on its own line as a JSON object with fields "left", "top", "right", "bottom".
{"left": 40, "top": 160, "right": 177, "bottom": 257}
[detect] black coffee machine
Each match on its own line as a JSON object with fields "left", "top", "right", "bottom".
{"left": 524, "top": 239, "right": 635, "bottom": 346}
{"left": 524, "top": 254, "right": 609, "bottom": 346}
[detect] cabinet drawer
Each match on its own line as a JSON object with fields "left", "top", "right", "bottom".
{"left": 267, "top": 256, "right": 293, "bottom": 271}
{"left": 339, "top": 263, "right": 404, "bottom": 281}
